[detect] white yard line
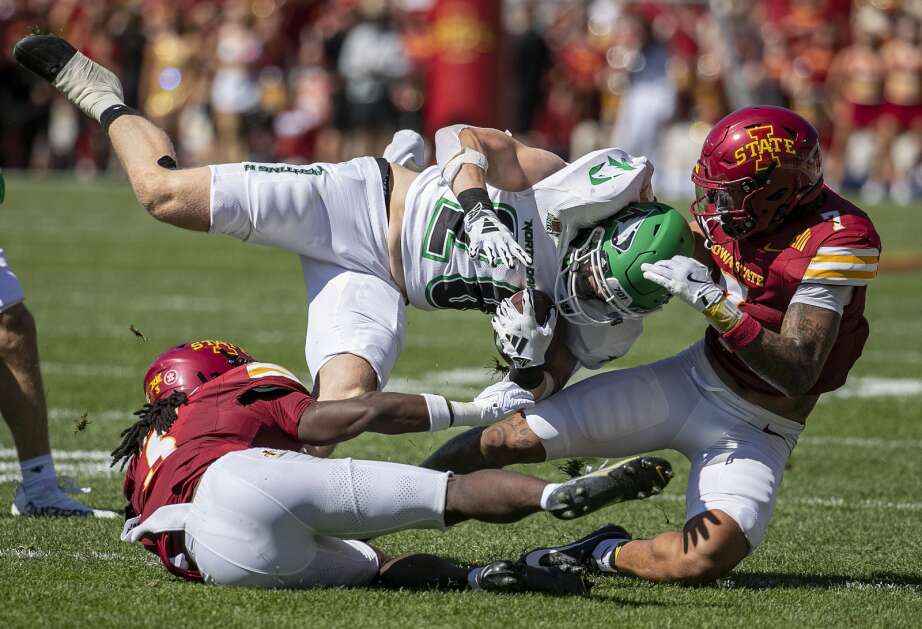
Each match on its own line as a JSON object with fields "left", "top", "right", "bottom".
{"left": 658, "top": 493, "right": 922, "bottom": 512}
{"left": 798, "top": 435, "right": 922, "bottom": 449}
{"left": 827, "top": 376, "right": 922, "bottom": 399}
{"left": 0, "top": 547, "right": 157, "bottom": 565}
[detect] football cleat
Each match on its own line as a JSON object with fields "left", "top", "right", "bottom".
{"left": 11, "top": 482, "right": 118, "bottom": 518}
{"left": 12, "top": 34, "right": 77, "bottom": 82}
{"left": 14, "top": 34, "right": 124, "bottom": 121}
{"left": 474, "top": 560, "right": 590, "bottom": 597}
{"left": 544, "top": 455, "right": 673, "bottom": 520}
{"left": 521, "top": 524, "right": 632, "bottom": 572}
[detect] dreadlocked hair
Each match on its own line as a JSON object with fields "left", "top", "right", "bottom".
{"left": 110, "top": 391, "right": 188, "bottom": 470}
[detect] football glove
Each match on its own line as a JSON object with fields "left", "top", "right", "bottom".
{"left": 463, "top": 203, "right": 532, "bottom": 268}
{"left": 471, "top": 379, "right": 535, "bottom": 424}
{"left": 492, "top": 291, "right": 557, "bottom": 369}
{"left": 640, "top": 255, "right": 724, "bottom": 313}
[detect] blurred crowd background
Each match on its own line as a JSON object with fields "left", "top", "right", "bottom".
{"left": 2, "top": 0, "right": 921, "bottom": 202}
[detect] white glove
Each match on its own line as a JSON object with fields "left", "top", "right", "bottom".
{"left": 492, "top": 291, "right": 557, "bottom": 369}
{"left": 640, "top": 255, "right": 724, "bottom": 312}
{"left": 464, "top": 204, "right": 532, "bottom": 268}
{"left": 470, "top": 378, "right": 535, "bottom": 425}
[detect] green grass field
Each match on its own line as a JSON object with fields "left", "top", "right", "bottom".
{"left": 1, "top": 176, "right": 921, "bottom": 628}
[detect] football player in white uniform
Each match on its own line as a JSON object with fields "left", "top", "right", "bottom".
{"left": 14, "top": 35, "right": 688, "bottom": 417}
{"left": 0, "top": 172, "right": 115, "bottom": 517}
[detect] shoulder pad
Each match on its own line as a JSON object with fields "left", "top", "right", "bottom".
{"left": 244, "top": 363, "right": 307, "bottom": 387}
{"left": 801, "top": 216, "right": 880, "bottom": 287}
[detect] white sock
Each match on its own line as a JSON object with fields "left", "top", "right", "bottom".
{"left": 19, "top": 454, "right": 57, "bottom": 494}
{"left": 539, "top": 483, "right": 563, "bottom": 510}
{"left": 52, "top": 52, "right": 124, "bottom": 122}
{"left": 592, "top": 539, "right": 625, "bottom": 573}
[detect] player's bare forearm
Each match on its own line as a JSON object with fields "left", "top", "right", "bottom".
{"left": 453, "top": 128, "right": 565, "bottom": 193}
{"left": 297, "top": 392, "right": 429, "bottom": 445}
{"left": 731, "top": 302, "right": 840, "bottom": 397}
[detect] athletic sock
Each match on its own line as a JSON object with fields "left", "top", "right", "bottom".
{"left": 539, "top": 483, "right": 563, "bottom": 510}
{"left": 52, "top": 51, "right": 125, "bottom": 122}
{"left": 592, "top": 539, "right": 627, "bottom": 573}
{"left": 19, "top": 453, "right": 58, "bottom": 496}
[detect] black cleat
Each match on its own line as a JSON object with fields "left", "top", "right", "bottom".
{"left": 545, "top": 455, "right": 673, "bottom": 520}
{"left": 13, "top": 34, "right": 77, "bottom": 82}
{"left": 521, "top": 524, "right": 632, "bottom": 573}
{"left": 474, "top": 560, "right": 591, "bottom": 597}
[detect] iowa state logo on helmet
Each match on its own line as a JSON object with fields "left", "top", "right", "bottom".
{"left": 733, "top": 124, "right": 797, "bottom": 172}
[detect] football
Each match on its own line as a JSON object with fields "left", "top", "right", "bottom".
{"left": 494, "top": 289, "right": 554, "bottom": 370}
{"left": 507, "top": 288, "right": 554, "bottom": 325}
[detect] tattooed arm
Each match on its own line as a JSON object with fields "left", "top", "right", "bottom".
{"left": 732, "top": 302, "right": 841, "bottom": 398}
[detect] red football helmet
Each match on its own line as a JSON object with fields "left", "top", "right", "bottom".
{"left": 143, "top": 340, "right": 254, "bottom": 402}
{"left": 690, "top": 106, "right": 823, "bottom": 243}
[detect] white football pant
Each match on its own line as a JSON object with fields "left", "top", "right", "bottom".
{"left": 526, "top": 341, "right": 804, "bottom": 549}
{"left": 209, "top": 158, "right": 405, "bottom": 387}
{"left": 182, "top": 449, "right": 449, "bottom": 588}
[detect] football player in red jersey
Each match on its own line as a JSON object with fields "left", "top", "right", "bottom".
{"left": 424, "top": 106, "right": 881, "bottom": 584}
{"left": 114, "top": 339, "right": 673, "bottom": 591}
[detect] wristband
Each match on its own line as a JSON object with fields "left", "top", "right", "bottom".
{"left": 702, "top": 295, "right": 743, "bottom": 332}
{"left": 422, "top": 393, "right": 453, "bottom": 432}
{"left": 720, "top": 313, "right": 763, "bottom": 351}
{"left": 509, "top": 365, "right": 544, "bottom": 390}
{"left": 457, "top": 187, "right": 494, "bottom": 216}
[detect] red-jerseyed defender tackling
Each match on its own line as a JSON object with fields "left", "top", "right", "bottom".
{"left": 114, "top": 340, "right": 672, "bottom": 591}
{"left": 424, "top": 106, "right": 881, "bottom": 584}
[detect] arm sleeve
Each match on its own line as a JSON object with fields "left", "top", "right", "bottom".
{"left": 789, "top": 283, "right": 854, "bottom": 315}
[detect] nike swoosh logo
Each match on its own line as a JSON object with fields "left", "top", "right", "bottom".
{"left": 588, "top": 162, "right": 612, "bottom": 186}
{"left": 762, "top": 244, "right": 783, "bottom": 253}
{"left": 763, "top": 425, "right": 784, "bottom": 439}
{"left": 588, "top": 156, "right": 636, "bottom": 185}
{"left": 686, "top": 273, "right": 709, "bottom": 284}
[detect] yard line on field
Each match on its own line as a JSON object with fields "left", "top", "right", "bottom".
{"left": 0, "top": 448, "right": 110, "bottom": 460}
{"left": 826, "top": 376, "right": 922, "bottom": 399}
{"left": 0, "top": 460, "right": 116, "bottom": 482}
{"left": 798, "top": 435, "right": 922, "bottom": 449}
{"left": 386, "top": 367, "right": 496, "bottom": 397}
{"left": 0, "top": 547, "right": 158, "bottom": 565}
{"left": 659, "top": 494, "right": 922, "bottom": 512}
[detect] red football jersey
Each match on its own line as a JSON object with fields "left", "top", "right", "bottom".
{"left": 705, "top": 186, "right": 881, "bottom": 396}
{"left": 122, "top": 362, "right": 313, "bottom": 581}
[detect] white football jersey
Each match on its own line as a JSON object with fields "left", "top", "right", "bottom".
{"left": 400, "top": 149, "right": 653, "bottom": 369}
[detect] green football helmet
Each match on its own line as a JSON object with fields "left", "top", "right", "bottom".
{"left": 554, "top": 202, "right": 694, "bottom": 325}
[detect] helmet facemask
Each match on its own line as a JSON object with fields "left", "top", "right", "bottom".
{"left": 554, "top": 226, "right": 650, "bottom": 325}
